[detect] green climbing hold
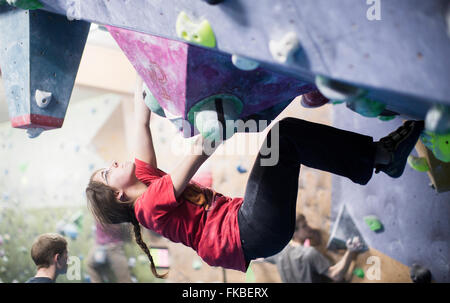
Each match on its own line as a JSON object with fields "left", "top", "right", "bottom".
{"left": 19, "top": 162, "right": 28, "bottom": 173}
{"left": 3, "top": 0, "right": 43, "bottom": 10}
{"left": 70, "top": 210, "right": 83, "bottom": 231}
{"left": 421, "top": 131, "right": 450, "bottom": 163}
{"left": 346, "top": 97, "right": 386, "bottom": 118}
{"left": 143, "top": 83, "right": 166, "bottom": 117}
{"left": 378, "top": 115, "right": 396, "bottom": 122}
{"left": 245, "top": 265, "right": 256, "bottom": 283}
{"left": 192, "top": 259, "right": 202, "bottom": 270}
{"left": 176, "top": 11, "right": 216, "bottom": 48}
{"left": 353, "top": 267, "right": 365, "bottom": 278}
{"left": 407, "top": 155, "right": 430, "bottom": 172}
{"left": 363, "top": 215, "right": 383, "bottom": 232}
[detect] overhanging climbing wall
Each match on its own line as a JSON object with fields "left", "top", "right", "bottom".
{"left": 107, "top": 25, "right": 315, "bottom": 137}
{"left": 2, "top": 0, "right": 450, "bottom": 139}
{"left": 331, "top": 105, "right": 450, "bottom": 282}
{"left": 35, "top": 0, "right": 450, "bottom": 119}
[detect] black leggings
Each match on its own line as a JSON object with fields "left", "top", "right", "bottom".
{"left": 237, "top": 117, "right": 376, "bottom": 264}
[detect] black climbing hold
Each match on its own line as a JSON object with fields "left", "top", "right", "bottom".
{"left": 215, "top": 97, "right": 226, "bottom": 145}
{"left": 203, "top": 0, "right": 224, "bottom": 4}
{"left": 410, "top": 264, "right": 432, "bottom": 283}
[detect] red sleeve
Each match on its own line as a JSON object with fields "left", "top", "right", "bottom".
{"left": 134, "top": 158, "right": 165, "bottom": 182}
{"left": 134, "top": 158, "right": 179, "bottom": 227}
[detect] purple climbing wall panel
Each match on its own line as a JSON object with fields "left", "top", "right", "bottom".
{"left": 331, "top": 105, "right": 450, "bottom": 282}
{"left": 107, "top": 25, "right": 315, "bottom": 133}
{"left": 107, "top": 26, "right": 188, "bottom": 117}
{"left": 183, "top": 44, "right": 314, "bottom": 118}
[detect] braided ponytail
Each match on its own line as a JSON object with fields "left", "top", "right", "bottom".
{"left": 131, "top": 216, "right": 168, "bottom": 279}
{"left": 86, "top": 176, "right": 168, "bottom": 279}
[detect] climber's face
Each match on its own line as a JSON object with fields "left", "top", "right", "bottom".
{"left": 93, "top": 160, "right": 137, "bottom": 190}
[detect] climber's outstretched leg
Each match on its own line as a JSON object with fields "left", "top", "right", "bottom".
{"left": 237, "top": 117, "right": 424, "bottom": 263}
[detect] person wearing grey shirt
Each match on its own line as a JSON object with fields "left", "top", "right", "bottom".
{"left": 265, "top": 215, "right": 363, "bottom": 283}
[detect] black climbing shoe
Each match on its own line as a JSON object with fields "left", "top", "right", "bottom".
{"left": 375, "top": 120, "right": 425, "bottom": 178}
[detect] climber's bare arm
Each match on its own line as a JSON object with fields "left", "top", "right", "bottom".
{"left": 170, "top": 135, "right": 212, "bottom": 198}
{"left": 134, "top": 76, "right": 157, "bottom": 168}
{"left": 133, "top": 75, "right": 218, "bottom": 197}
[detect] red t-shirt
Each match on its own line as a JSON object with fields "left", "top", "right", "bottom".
{"left": 133, "top": 158, "right": 247, "bottom": 272}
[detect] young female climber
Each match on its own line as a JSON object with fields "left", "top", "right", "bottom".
{"left": 86, "top": 77, "right": 424, "bottom": 278}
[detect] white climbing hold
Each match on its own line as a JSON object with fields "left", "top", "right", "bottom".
{"left": 195, "top": 110, "right": 225, "bottom": 143}
{"left": 66, "top": 0, "right": 82, "bottom": 21}
{"left": 26, "top": 127, "right": 44, "bottom": 138}
{"left": 269, "top": 32, "right": 300, "bottom": 63}
{"left": 192, "top": 95, "right": 243, "bottom": 143}
{"left": 137, "top": 254, "right": 148, "bottom": 264}
{"left": 142, "top": 82, "right": 166, "bottom": 117}
{"left": 425, "top": 104, "right": 450, "bottom": 134}
{"left": 231, "top": 54, "right": 259, "bottom": 71}
{"left": 315, "top": 75, "right": 365, "bottom": 101}
{"left": 35, "top": 89, "right": 52, "bottom": 108}
{"left": 128, "top": 257, "right": 136, "bottom": 268}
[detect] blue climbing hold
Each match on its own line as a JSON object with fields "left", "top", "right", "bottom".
{"left": 236, "top": 165, "right": 247, "bottom": 174}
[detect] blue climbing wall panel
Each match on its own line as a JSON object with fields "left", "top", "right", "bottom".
{"left": 331, "top": 105, "right": 450, "bottom": 282}
{"left": 36, "top": 0, "right": 450, "bottom": 119}
{"left": 0, "top": 5, "right": 90, "bottom": 135}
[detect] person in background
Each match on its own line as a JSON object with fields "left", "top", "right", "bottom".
{"left": 26, "top": 233, "right": 69, "bottom": 283}
{"left": 410, "top": 264, "right": 433, "bottom": 283}
{"left": 264, "top": 214, "right": 364, "bottom": 283}
{"left": 86, "top": 222, "right": 132, "bottom": 283}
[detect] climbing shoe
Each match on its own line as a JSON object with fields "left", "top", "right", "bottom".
{"left": 375, "top": 120, "right": 425, "bottom": 178}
